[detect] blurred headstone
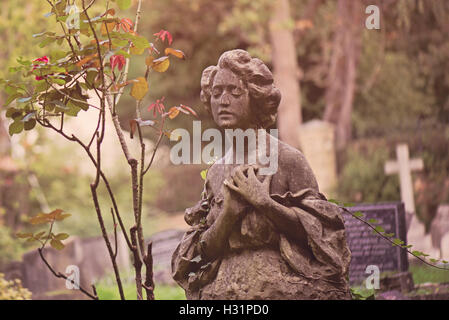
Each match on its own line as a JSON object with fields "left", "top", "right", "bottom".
{"left": 145, "top": 229, "right": 185, "bottom": 285}
{"left": 430, "top": 204, "right": 449, "bottom": 259}
{"left": 298, "top": 120, "right": 337, "bottom": 198}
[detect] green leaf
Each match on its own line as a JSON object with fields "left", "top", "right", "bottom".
{"left": 328, "top": 199, "right": 340, "bottom": 205}
{"left": 412, "top": 250, "right": 424, "bottom": 257}
{"left": 383, "top": 233, "right": 395, "bottom": 238}
{"left": 34, "top": 231, "right": 46, "bottom": 240}
{"left": 368, "top": 218, "right": 379, "bottom": 224}
{"left": 55, "top": 233, "right": 69, "bottom": 241}
{"left": 353, "top": 211, "right": 364, "bottom": 218}
{"left": 374, "top": 226, "right": 385, "bottom": 233}
{"left": 117, "top": 0, "right": 132, "bottom": 10}
{"left": 50, "top": 239, "right": 65, "bottom": 250}
{"left": 200, "top": 169, "right": 208, "bottom": 180}
{"left": 9, "top": 121, "right": 24, "bottom": 136}
{"left": 430, "top": 258, "right": 438, "bottom": 263}
{"left": 5, "top": 93, "right": 22, "bottom": 106}
{"left": 392, "top": 238, "right": 404, "bottom": 246}
{"left": 24, "top": 119, "right": 36, "bottom": 131}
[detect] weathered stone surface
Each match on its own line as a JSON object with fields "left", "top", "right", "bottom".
{"left": 172, "top": 49, "right": 352, "bottom": 300}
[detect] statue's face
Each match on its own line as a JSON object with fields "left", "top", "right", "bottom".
{"left": 210, "top": 68, "right": 252, "bottom": 129}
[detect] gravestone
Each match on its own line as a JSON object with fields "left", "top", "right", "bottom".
{"left": 298, "top": 120, "right": 337, "bottom": 198}
{"left": 146, "top": 229, "right": 185, "bottom": 284}
{"left": 343, "top": 202, "right": 409, "bottom": 284}
{"left": 430, "top": 204, "right": 449, "bottom": 259}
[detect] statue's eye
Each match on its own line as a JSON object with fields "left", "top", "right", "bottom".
{"left": 212, "top": 88, "right": 222, "bottom": 98}
{"left": 231, "top": 88, "right": 244, "bottom": 97}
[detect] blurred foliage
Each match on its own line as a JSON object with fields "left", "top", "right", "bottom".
{"left": 337, "top": 140, "right": 400, "bottom": 204}
{"left": 0, "top": 224, "right": 30, "bottom": 267}
{"left": 25, "top": 133, "right": 164, "bottom": 237}
{"left": 155, "top": 165, "right": 206, "bottom": 213}
{"left": 0, "top": 1, "right": 53, "bottom": 80}
{"left": 1, "top": 0, "right": 449, "bottom": 269}
{"left": 0, "top": 272, "right": 31, "bottom": 300}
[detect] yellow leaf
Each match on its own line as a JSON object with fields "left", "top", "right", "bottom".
{"left": 130, "top": 45, "right": 145, "bottom": 55}
{"left": 55, "top": 233, "right": 69, "bottom": 240}
{"left": 76, "top": 55, "right": 95, "bottom": 68}
{"left": 130, "top": 77, "right": 149, "bottom": 100}
{"left": 101, "top": 22, "right": 116, "bottom": 36}
{"left": 105, "top": 8, "right": 116, "bottom": 16}
{"left": 168, "top": 107, "right": 180, "bottom": 119}
{"left": 50, "top": 239, "right": 65, "bottom": 250}
{"left": 164, "top": 48, "right": 185, "bottom": 59}
{"left": 16, "top": 232, "right": 33, "bottom": 239}
{"left": 29, "top": 213, "right": 52, "bottom": 225}
{"left": 152, "top": 56, "right": 170, "bottom": 73}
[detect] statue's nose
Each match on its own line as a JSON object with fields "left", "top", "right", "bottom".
{"left": 219, "top": 93, "right": 231, "bottom": 106}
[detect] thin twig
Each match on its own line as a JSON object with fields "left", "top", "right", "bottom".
{"left": 38, "top": 248, "right": 98, "bottom": 300}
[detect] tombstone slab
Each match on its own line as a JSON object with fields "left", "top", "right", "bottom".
{"left": 343, "top": 202, "right": 409, "bottom": 284}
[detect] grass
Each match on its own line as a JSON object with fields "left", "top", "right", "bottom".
{"left": 409, "top": 263, "right": 449, "bottom": 285}
{"left": 94, "top": 262, "right": 449, "bottom": 300}
{"left": 95, "top": 275, "right": 186, "bottom": 300}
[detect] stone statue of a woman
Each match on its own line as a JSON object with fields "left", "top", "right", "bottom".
{"left": 171, "top": 49, "right": 351, "bottom": 300}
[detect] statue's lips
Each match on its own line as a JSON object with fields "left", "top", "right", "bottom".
{"left": 218, "top": 111, "right": 234, "bottom": 116}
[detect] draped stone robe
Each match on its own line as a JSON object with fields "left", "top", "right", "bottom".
{"left": 172, "top": 141, "right": 352, "bottom": 300}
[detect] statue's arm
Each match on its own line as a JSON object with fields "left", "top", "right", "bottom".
{"left": 200, "top": 174, "right": 248, "bottom": 260}
{"left": 199, "top": 204, "right": 241, "bottom": 260}
{"left": 256, "top": 197, "right": 308, "bottom": 243}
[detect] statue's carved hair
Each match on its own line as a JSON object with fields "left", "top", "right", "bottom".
{"left": 200, "top": 49, "right": 281, "bottom": 128}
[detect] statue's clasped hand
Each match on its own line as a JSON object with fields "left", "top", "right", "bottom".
{"left": 224, "top": 166, "right": 273, "bottom": 211}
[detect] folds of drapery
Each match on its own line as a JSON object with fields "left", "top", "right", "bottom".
{"left": 172, "top": 187, "right": 351, "bottom": 296}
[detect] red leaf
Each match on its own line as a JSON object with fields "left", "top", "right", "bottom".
{"left": 110, "top": 55, "right": 125, "bottom": 71}
{"left": 32, "top": 56, "right": 50, "bottom": 80}
{"left": 153, "top": 29, "right": 173, "bottom": 45}
{"left": 121, "top": 18, "right": 134, "bottom": 33}
{"left": 180, "top": 104, "right": 198, "bottom": 117}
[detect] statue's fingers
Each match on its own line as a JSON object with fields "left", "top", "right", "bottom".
{"left": 234, "top": 167, "right": 247, "bottom": 181}
{"left": 223, "top": 179, "right": 241, "bottom": 194}
{"left": 247, "top": 167, "right": 257, "bottom": 180}
{"left": 263, "top": 174, "right": 273, "bottom": 187}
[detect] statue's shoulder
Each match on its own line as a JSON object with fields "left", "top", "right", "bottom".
{"left": 276, "top": 140, "right": 319, "bottom": 191}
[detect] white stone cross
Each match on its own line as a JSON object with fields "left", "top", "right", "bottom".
{"left": 384, "top": 144, "right": 424, "bottom": 214}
